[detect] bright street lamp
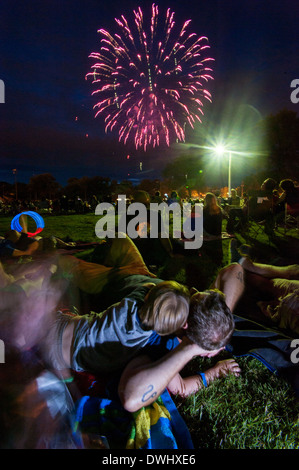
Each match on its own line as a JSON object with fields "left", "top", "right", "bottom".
{"left": 180, "top": 142, "right": 259, "bottom": 198}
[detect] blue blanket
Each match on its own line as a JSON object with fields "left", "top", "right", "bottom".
{"left": 229, "top": 314, "right": 299, "bottom": 397}
{"left": 72, "top": 388, "right": 194, "bottom": 449}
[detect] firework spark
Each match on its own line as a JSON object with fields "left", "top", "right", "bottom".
{"left": 86, "top": 3, "right": 214, "bottom": 150}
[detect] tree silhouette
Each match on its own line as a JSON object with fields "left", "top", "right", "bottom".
{"left": 28, "top": 173, "right": 61, "bottom": 199}
{"left": 261, "top": 109, "right": 299, "bottom": 178}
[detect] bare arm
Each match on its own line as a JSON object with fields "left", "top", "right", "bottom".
{"left": 118, "top": 338, "right": 241, "bottom": 412}
{"left": 167, "top": 358, "right": 240, "bottom": 397}
{"left": 118, "top": 338, "right": 198, "bottom": 412}
{"left": 12, "top": 241, "right": 39, "bottom": 257}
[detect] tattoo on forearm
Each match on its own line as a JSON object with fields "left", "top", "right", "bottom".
{"left": 236, "top": 270, "right": 243, "bottom": 283}
{"left": 142, "top": 384, "right": 157, "bottom": 403}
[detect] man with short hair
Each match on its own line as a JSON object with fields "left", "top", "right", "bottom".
{"left": 118, "top": 287, "right": 239, "bottom": 413}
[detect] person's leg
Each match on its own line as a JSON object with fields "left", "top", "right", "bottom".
{"left": 57, "top": 234, "right": 155, "bottom": 295}
{"left": 57, "top": 254, "right": 114, "bottom": 295}
{"left": 211, "top": 263, "right": 245, "bottom": 312}
{"left": 53, "top": 237, "right": 76, "bottom": 248}
{"left": 219, "top": 245, "right": 298, "bottom": 317}
{"left": 241, "top": 257, "right": 299, "bottom": 280}
{"left": 103, "top": 232, "right": 153, "bottom": 271}
{"left": 220, "top": 243, "right": 297, "bottom": 308}
{"left": 229, "top": 239, "right": 299, "bottom": 281}
{"left": 19, "top": 213, "right": 28, "bottom": 232}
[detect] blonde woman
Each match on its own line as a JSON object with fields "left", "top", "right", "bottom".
{"left": 203, "top": 192, "right": 223, "bottom": 237}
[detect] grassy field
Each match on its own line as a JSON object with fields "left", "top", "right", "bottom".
{"left": 178, "top": 356, "right": 299, "bottom": 449}
{"left": 1, "top": 212, "right": 299, "bottom": 449}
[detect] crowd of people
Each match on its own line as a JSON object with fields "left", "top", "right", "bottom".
{"left": 0, "top": 178, "right": 298, "bottom": 449}
{"left": 0, "top": 194, "right": 102, "bottom": 216}
{"left": 226, "top": 178, "right": 299, "bottom": 235}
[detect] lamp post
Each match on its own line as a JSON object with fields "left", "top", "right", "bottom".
{"left": 228, "top": 152, "right": 232, "bottom": 197}
{"left": 227, "top": 151, "right": 232, "bottom": 198}
{"left": 215, "top": 145, "right": 232, "bottom": 198}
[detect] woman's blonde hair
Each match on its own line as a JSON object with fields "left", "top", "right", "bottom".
{"left": 139, "top": 281, "right": 190, "bottom": 335}
{"left": 204, "top": 193, "right": 222, "bottom": 214}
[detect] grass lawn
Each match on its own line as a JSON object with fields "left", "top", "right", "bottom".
{"left": 1, "top": 212, "right": 299, "bottom": 449}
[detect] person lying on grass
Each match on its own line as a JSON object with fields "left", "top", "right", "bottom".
{"left": 213, "top": 241, "right": 299, "bottom": 335}
{"left": 1, "top": 212, "right": 76, "bottom": 262}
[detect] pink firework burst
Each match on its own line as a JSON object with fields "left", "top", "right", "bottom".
{"left": 86, "top": 3, "right": 214, "bottom": 151}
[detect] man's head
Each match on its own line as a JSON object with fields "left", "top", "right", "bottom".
{"left": 139, "top": 281, "right": 190, "bottom": 336}
{"left": 261, "top": 178, "right": 277, "bottom": 192}
{"left": 186, "top": 289, "right": 234, "bottom": 351}
{"left": 279, "top": 179, "right": 295, "bottom": 192}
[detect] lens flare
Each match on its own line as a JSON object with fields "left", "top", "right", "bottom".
{"left": 86, "top": 3, "right": 214, "bottom": 150}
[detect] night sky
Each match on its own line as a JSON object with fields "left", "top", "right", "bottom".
{"left": 1, "top": 0, "right": 298, "bottom": 188}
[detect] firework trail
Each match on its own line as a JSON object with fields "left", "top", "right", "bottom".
{"left": 86, "top": 3, "right": 214, "bottom": 150}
